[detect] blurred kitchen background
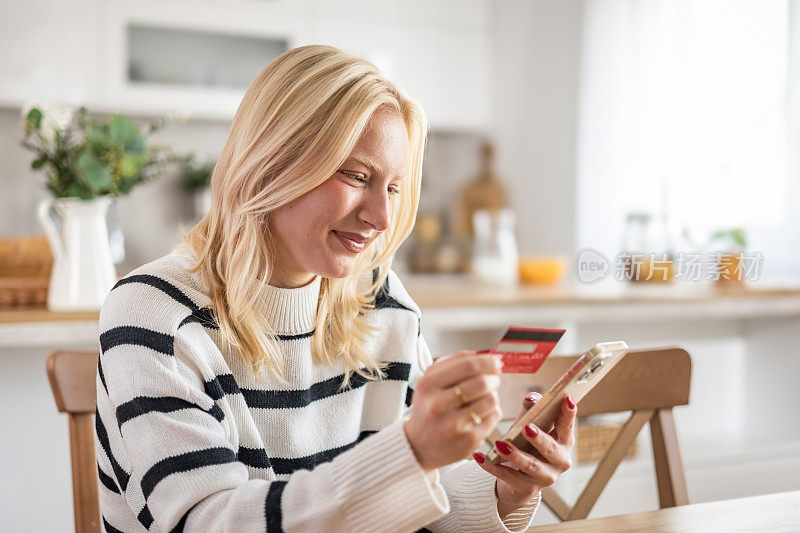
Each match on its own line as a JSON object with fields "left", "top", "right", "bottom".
{"left": 3, "top": 0, "right": 800, "bottom": 531}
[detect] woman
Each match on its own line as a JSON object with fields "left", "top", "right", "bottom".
{"left": 95, "top": 45, "right": 575, "bottom": 533}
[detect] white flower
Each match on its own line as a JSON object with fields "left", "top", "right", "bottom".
{"left": 22, "top": 101, "right": 76, "bottom": 145}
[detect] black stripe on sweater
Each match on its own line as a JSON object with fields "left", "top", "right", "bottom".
{"left": 405, "top": 386, "right": 415, "bottom": 407}
{"left": 277, "top": 330, "right": 315, "bottom": 341}
{"left": 265, "top": 481, "right": 288, "bottom": 533}
{"left": 170, "top": 505, "right": 195, "bottom": 533}
{"left": 204, "top": 373, "right": 241, "bottom": 401}
{"left": 116, "top": 396, "right": 225, "bottom": 426}
{"left": 95, "top": 409, "right": 130, "bottom": 492}
{"left": 102, "top": 517, "right": 125, "bottom": 533}
{"left": 97, "top": 464, "right": 120, "bottom": 494}
{"left": 239, "top": 430, "right": 377, "bottom": 475}
{"left": 371, "top": 269, "right": 414, "bottom": 313}
{"left": 114, "top": 274, "right": 199, "bottom": 311}
{"left": 141, "top": 447, "right": 237, "bottom": 500}
{"left": 178, "top": 307, "right": 219, "bottom": 330}
{"left": 97, "top": 355, "right": 108, "bottom": 395}
{"left": 240, "top": 362, "right": 412, "bottom": 409}
{"left": 137, "top": 504, "right": 154, "bottom": 530}
{"left": 237, "top": 446, "right": 272, "bottom": 470}
{"left": 100, "top": 326, "right": 174, "bottom": 357}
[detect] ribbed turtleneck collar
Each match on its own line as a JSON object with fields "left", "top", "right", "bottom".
{"left": 171, "top": 244, "right": 321, "bottom": 335}
{"left": 262, "top": 276, "right": 321, "bottom": 335}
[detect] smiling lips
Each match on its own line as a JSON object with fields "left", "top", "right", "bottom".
{"left": 332, "top": 230, "right": 370, "bottom": 253}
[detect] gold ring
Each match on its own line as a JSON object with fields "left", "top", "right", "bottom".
{"left": 454, "top": 384, "right": 469, "bottom": 406}
{"left": 469, "top": 409, "right": 482, "bottom": 425}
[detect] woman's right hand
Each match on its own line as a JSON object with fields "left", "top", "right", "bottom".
{"left": 404, "top": 350, "right": 503, "bottom": 472}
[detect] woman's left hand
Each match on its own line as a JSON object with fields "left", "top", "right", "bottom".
{"left": 472, "top": 393, "right": 577, "bottom": 518}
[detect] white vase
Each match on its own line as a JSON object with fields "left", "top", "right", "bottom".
{"left": 37, "top": 196, "right": 117, "bottom": 311}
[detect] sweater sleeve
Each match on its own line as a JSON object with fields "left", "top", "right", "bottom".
{"left": 412, "top": 333, "right": 540, "bottom": 532}
{"left": 96, "top": 288, "right": 448, "bottom": 533}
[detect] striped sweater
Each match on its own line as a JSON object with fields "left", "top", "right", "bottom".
{"left": 95, "top": 245, "right": 539, "bottom": 532}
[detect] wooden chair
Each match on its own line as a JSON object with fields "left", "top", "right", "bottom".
{"left": 47, "top": 350, "right": 101, "bottom": 533}
{"left": 497, "top": 346, "right": 692, "bottom": 524}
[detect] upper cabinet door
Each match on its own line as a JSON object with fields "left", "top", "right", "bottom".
{"left": 101, "top": 0, "right": 311, "bottom": 120}
{"left": 307, "top": 0, "right": 491, "bottom": 131}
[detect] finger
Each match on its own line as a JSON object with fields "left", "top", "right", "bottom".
{"left": 493, "top": 439, "right": 561, "bottom": 486}
{"left": 425, "top": 354, "right": 502, "bottom": 389}
{"left": 451, "top": 394, "right": 502, "bottom": 435}
{"left": 429, "top": 349, "right": 473, "bottom": 367}
{"left": 435, "top": 373, "right": 501, "bottom": 412}
{"left": 552, "top": 395, "right": 577, "bottom": 446}
{"left": 472, "top": 452, "right": 548, "bottom": 497}
{"left": 515, "top": 391, "right": 542, "bottom": 420}
{"left": 474, "top": 402, "right": 503, "bottom": 435}
{"left": 454, "top": 390, "right": 501, "bottom": 423}
{"left": 519, "top": 423, "right": 571, "bottom": 469}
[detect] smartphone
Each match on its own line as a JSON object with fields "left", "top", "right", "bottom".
{"left": 485, "top": 341, "right": 629, "bottom": 465}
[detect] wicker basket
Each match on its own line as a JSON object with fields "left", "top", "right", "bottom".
{"left": 0, "top": 236, "right": 52, "bottom": 307}
{"left": 576, "top": 418, "right": 638, "bottom": 463}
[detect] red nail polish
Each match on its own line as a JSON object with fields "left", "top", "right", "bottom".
{"left": 524, "top": 424, "right": 538, "bottom": 438}
{"left": 472, "top": 452, "right": 485, "bottom": 464}
{"left": 495, "top": 440, "right": 512, "bottom": 455}
{"left": 566, "top": 395, "right": 576, "bottom": 410}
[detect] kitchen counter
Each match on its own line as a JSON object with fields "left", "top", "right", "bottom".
{"left": 403, "top": 275, "right": 800, "bottom": 307}
{"left": 0, "top": 307, "right": 99, "bottom": 324}
{"left": 0, "top": 307, "right": 99, "bottom": 348}
{"left": 398, "top": 278, "right": 800, "bottom": 355}
{"left": 4, "top": 279, "right": 800, "bottom": 348}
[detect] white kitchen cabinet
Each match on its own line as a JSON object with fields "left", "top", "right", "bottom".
{"left": 394, "top": 24, "right": 490, "bottom": 131}
{"left": 1, "top": 0, "right": 491, "bottom": 129}
{"left": 308, "top": 4, "right": 491, "bottom": 130}
{"left": 100, "top": 0, "right": 310, "bottom": 120}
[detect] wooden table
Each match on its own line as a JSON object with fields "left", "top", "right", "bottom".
{"left": 0, "top": 306, "right": 99, "bottom": 348}
{"left": 529, "top": 491, "right": 800, "bottom": 532}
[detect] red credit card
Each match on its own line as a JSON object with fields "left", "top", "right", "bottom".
{"left": 486, "top": 326, "right": 566, "bottom": 373}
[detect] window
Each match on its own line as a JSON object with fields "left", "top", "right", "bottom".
{"left": 576, "top": 0, "right": 797, "bottom": 281}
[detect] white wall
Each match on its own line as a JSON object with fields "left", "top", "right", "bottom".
{"left": 490, "top": 0, "right": 584, "bottom": 262}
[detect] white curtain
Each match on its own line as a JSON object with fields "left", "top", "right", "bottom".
{"left": 576, "top": 0, "right": 798, "bottom": 281}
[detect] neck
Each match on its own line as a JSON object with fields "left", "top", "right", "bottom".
{"left": 269, "top": 264, "right": 317, "bottom": 289}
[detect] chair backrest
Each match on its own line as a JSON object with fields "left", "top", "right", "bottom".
{"left": 47, "top": 350, "right": 100, "bottom": 533}
{"left": 498, "top": 346, "right": 692, "bottom": 523}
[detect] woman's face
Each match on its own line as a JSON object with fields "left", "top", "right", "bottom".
{"left": 269, "top": 107, "right": 409, "bottom": 288}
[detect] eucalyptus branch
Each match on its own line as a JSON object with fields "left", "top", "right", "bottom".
{"left": 20, "top": 104, "right": 189, "bottom": 199}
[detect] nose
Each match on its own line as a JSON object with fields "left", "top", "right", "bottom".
{"left": 358, "top": 188, "right": 391, "bottom": 232}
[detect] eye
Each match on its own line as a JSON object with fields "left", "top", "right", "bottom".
{"left": 388, "top": 184, "right": 401, "bottom": 196}
{"left": 340, "top": 170, "right": 367, "bottom": 184}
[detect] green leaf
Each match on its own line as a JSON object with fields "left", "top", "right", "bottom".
{"left": 109, "top": 115, "right": 136, "bottom": 142}
{"left": 77, "top": 152, "right": 113, "bottom": 192}
{"left": 31, "top": 157, "right": 47, "bottom": 170}
{"left": 118, "top": 153, "right": 138, "bottom": 178}
{"left": 64, "top": 181, "right": 94, "bottom": 200}
{"left": 86, "top": 123, "right": 108, "bottom": 150}
{"left": 110, "top": 115, "right": 147, "bottom": 155}
{"left": 730, "top": 228, "right": 747, "bottom": 249}
{"left": 117, "top": 177, "right": 138, "bottom": 195}
{"left": 126, "top": 134, "right": 147, "bottom": 155}
{"left": 25, "top": 108, "right": 42, "bottom": 130}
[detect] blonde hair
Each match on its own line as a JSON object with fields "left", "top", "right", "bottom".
{"left": 183, "top": 45, "right": 427, "bottom": 386}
